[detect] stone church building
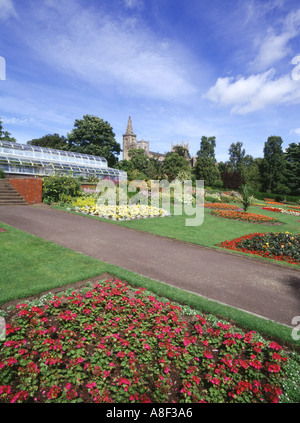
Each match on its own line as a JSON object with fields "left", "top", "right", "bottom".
{"left": 123, "top": 116, "right": 195, "bottom": 165}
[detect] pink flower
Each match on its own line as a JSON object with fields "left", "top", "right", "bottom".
{"left": 203, "top": 350, "right": 213, "bottom": 359}
{"left": 10, "top": 391, "right": 28, "bottom": 403}
{"left": 269, "top": 342, "right": 283, "bottom": 351}
{"left": 266, "top": 362, "right": 281, "bottom": 373}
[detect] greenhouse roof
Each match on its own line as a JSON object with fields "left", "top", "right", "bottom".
{"left": 0, "top": 141, "right": 126, "bottom": 180}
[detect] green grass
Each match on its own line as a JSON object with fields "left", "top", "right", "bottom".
{"left": 54, "top": 203, "right": 300, "bottom": 268}
{"left": 0, "top": 221, "right": 299, "bottom": 349}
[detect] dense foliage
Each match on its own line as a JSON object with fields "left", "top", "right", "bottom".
{"left": 0, "top": 279, "right": 297, "bottom": 403}
{"left": 42, "top": 175, "right": 81, "bottom": 204}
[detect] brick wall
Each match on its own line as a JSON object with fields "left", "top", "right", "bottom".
{"left": 8, "top": 178, "right": 43, "bottom": 204}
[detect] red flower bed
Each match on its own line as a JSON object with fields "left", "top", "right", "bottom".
{"left": 218, "top": 233, "right": 300, "bottom": 265}
{"left": 0, "top": 279, "right": 292, "bottom": 403}
{"left": 262, "top": 207, "right": 283, "bottom": 213}
{"left": 211, "top": 209, "right": 280, "bottom": 224}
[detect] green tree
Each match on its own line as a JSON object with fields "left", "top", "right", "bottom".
{"left": 284, "top": 142, "right": 300, "bottom": 195}
{"left": 67, "top": 115, "right": 121, "bottom": 167}
{"left": 173, "top": 145, "right": 190, "bottom": 159}
{"left": 261, "top": 136, "right": 286, "bottom": 193}
{"left": 0, "top": 118, "right": 16, "bottom": 142}
{"left": 228, "top": 142, "right": 246, "bottom": 176}
{"left": 197, "top": 136, "right": 216, "bottom": 161}
{"left": 162, "top": 152, "right": 190, "bottom": 181}
{"left": 147, "top": 158, "right": 163, "bottom": 180}
{"left": 244, "top": 158, "right": 263, "bottom": 191}
{"left": 128, "top": 148, "right": 149, "bottom": 176}
{"left": 195, "top": 157, "right": 222, "bottom": 187}
{"left": 27, "top": 133, "right": 68, "bottom": 150}
{"left": 194, "top": 136, "right": 221, "bottom": 186}
{"left": 115, "top": 159, "right": 134, "bottom": 178}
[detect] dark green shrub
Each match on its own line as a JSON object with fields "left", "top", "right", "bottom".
{"left": 42, "top": 175, "right": 82, "bottom": 204}
{"left": 0, "top": 169, "right": 5, "bottom": 179}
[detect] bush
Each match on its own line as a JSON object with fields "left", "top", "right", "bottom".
{"left": 240, "top": 185, "right": 252, "bottom": 212}
{"left": 0, "top": 169, "right": 5, "bottom": 179}
{"left": 42, "top": 175, "right": 82, "bottom": 204}
{"left": 253, "top": 190, "right": 300, "bottom": 204}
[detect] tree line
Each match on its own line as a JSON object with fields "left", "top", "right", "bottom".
{"left": 118, "top": 136, "right": 300, "bottom": 197}
{"left": 1, "top": 115, "right": 299, "bottom": 196}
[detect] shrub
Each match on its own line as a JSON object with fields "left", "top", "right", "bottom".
{"left": 0, "top": 169, "right": 5, "bottom": 179}
{"left": 240, "top": 185, "right": 252, "bottom": 212}
{"left": 42, "top": 175, "right": 82, "bottom": 204}
{"left": 205, "top": 192, "right": 221, "bottom": 203}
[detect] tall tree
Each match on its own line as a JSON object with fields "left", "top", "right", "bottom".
{"left": 194, "top": 136, "right": 221, "bottom": 186}
{"left": 67, "top": 115, "right": 121, "bottom": 167}
{"left": 196, "top": 136, "right": 216, "bottom": 161}
{"left": 244, "top": 158, "right": 263, "bottom": 191}
{"left": 173, "top": 145, "right": 190, "bottom": 159}
{"left": 162, "top": 152, "right": 190, "bottom": 181}
{"left": 27, "top": 133, "right": 68, "bottom": 150}
{"left": 284, "top": 142, "right": 300, "bottom": 195}
{"left": 228, "top": 142, "right": 246, "bottom": 173}
{"left": 261, "top": 136, "right": 286, "bottom": 193}
{"left": 0, "top": 118, "right": 16, "bottom": 142}
{"left": 128, "top": 148, "right": 149, "bottom": 176}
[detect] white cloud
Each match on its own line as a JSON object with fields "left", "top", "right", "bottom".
{"left": 123, "top": 0, "right": 142, "bottom": 9}
{"left": 292, "top": 128, "right": 300, "bottom": 136}
{"left": 252, "top": 32, "right": 294, "bottom": 70}
{"left": 20, "top": 1, "right": 197, "bottom": 102}
{"left": 0, "top": 0, "right": 17, "bottom": 21}
{"left": 205, "top": 69, "right": 300, "bottom": 114}
{"left": 251, "top": 8, "right": 300, "bottom": 70}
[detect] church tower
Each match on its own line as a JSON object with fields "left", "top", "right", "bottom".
{"left": 123, "top": 116, "right": 137, "bottom": 160}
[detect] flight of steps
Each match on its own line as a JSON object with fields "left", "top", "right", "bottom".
{"left": 0, "top": 179, "right": 27, "bottom": 205}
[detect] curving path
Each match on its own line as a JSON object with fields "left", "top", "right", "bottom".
{"left": 0, "top": 205, "right": 299, "bottom": 327}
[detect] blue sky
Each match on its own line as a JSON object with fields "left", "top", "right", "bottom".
{"left": 0, "top": 0, "right": 300, "bottom": 162}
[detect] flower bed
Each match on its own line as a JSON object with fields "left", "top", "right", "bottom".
{"left": 218, "top": 232, "right": 300, "bottom": 265}
{"left": 205, "top": 203, "right": 241, "bottom": 210}
{"left": 0, "top": 279, "right": 293, "bottom": 403}
{"left": 211, "top": 209, "right": 280, "bottom": 224}
{"left": 264, "top": 201, "right": 284, "bottom": 206}
{"left": 287, "top": 205, "right": 300, "bottom": 210}
{"left": 262, "top": 207, "right": 300, "bottom": 216}
{"left": 74, "top": 204, "right": 171, "bottom": 220}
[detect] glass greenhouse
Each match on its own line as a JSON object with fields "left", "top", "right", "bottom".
{"left": 0, "top": 141, "right": 126, "bottom": 181}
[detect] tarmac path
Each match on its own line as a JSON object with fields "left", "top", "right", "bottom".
{"left": 0, "top": 205, "right": 299, "bottom": 327}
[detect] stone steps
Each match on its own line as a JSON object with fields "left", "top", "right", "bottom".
{"left": 0, "top": 179, "right": 27, "bottom": 205}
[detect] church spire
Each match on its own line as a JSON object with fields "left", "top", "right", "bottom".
{"left": 126, "top": 116, "right": 134, "bottom": 135}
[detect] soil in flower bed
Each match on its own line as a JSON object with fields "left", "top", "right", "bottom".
{"left": 0, "top": 278, "right": 297, "bottom": 403}
{"left": 218, "top": 232, "right": 300, "bottom": 266}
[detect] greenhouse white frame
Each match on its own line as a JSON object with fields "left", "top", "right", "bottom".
{"left": 0, "top": 141, "right": 126, "bottom": 181}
